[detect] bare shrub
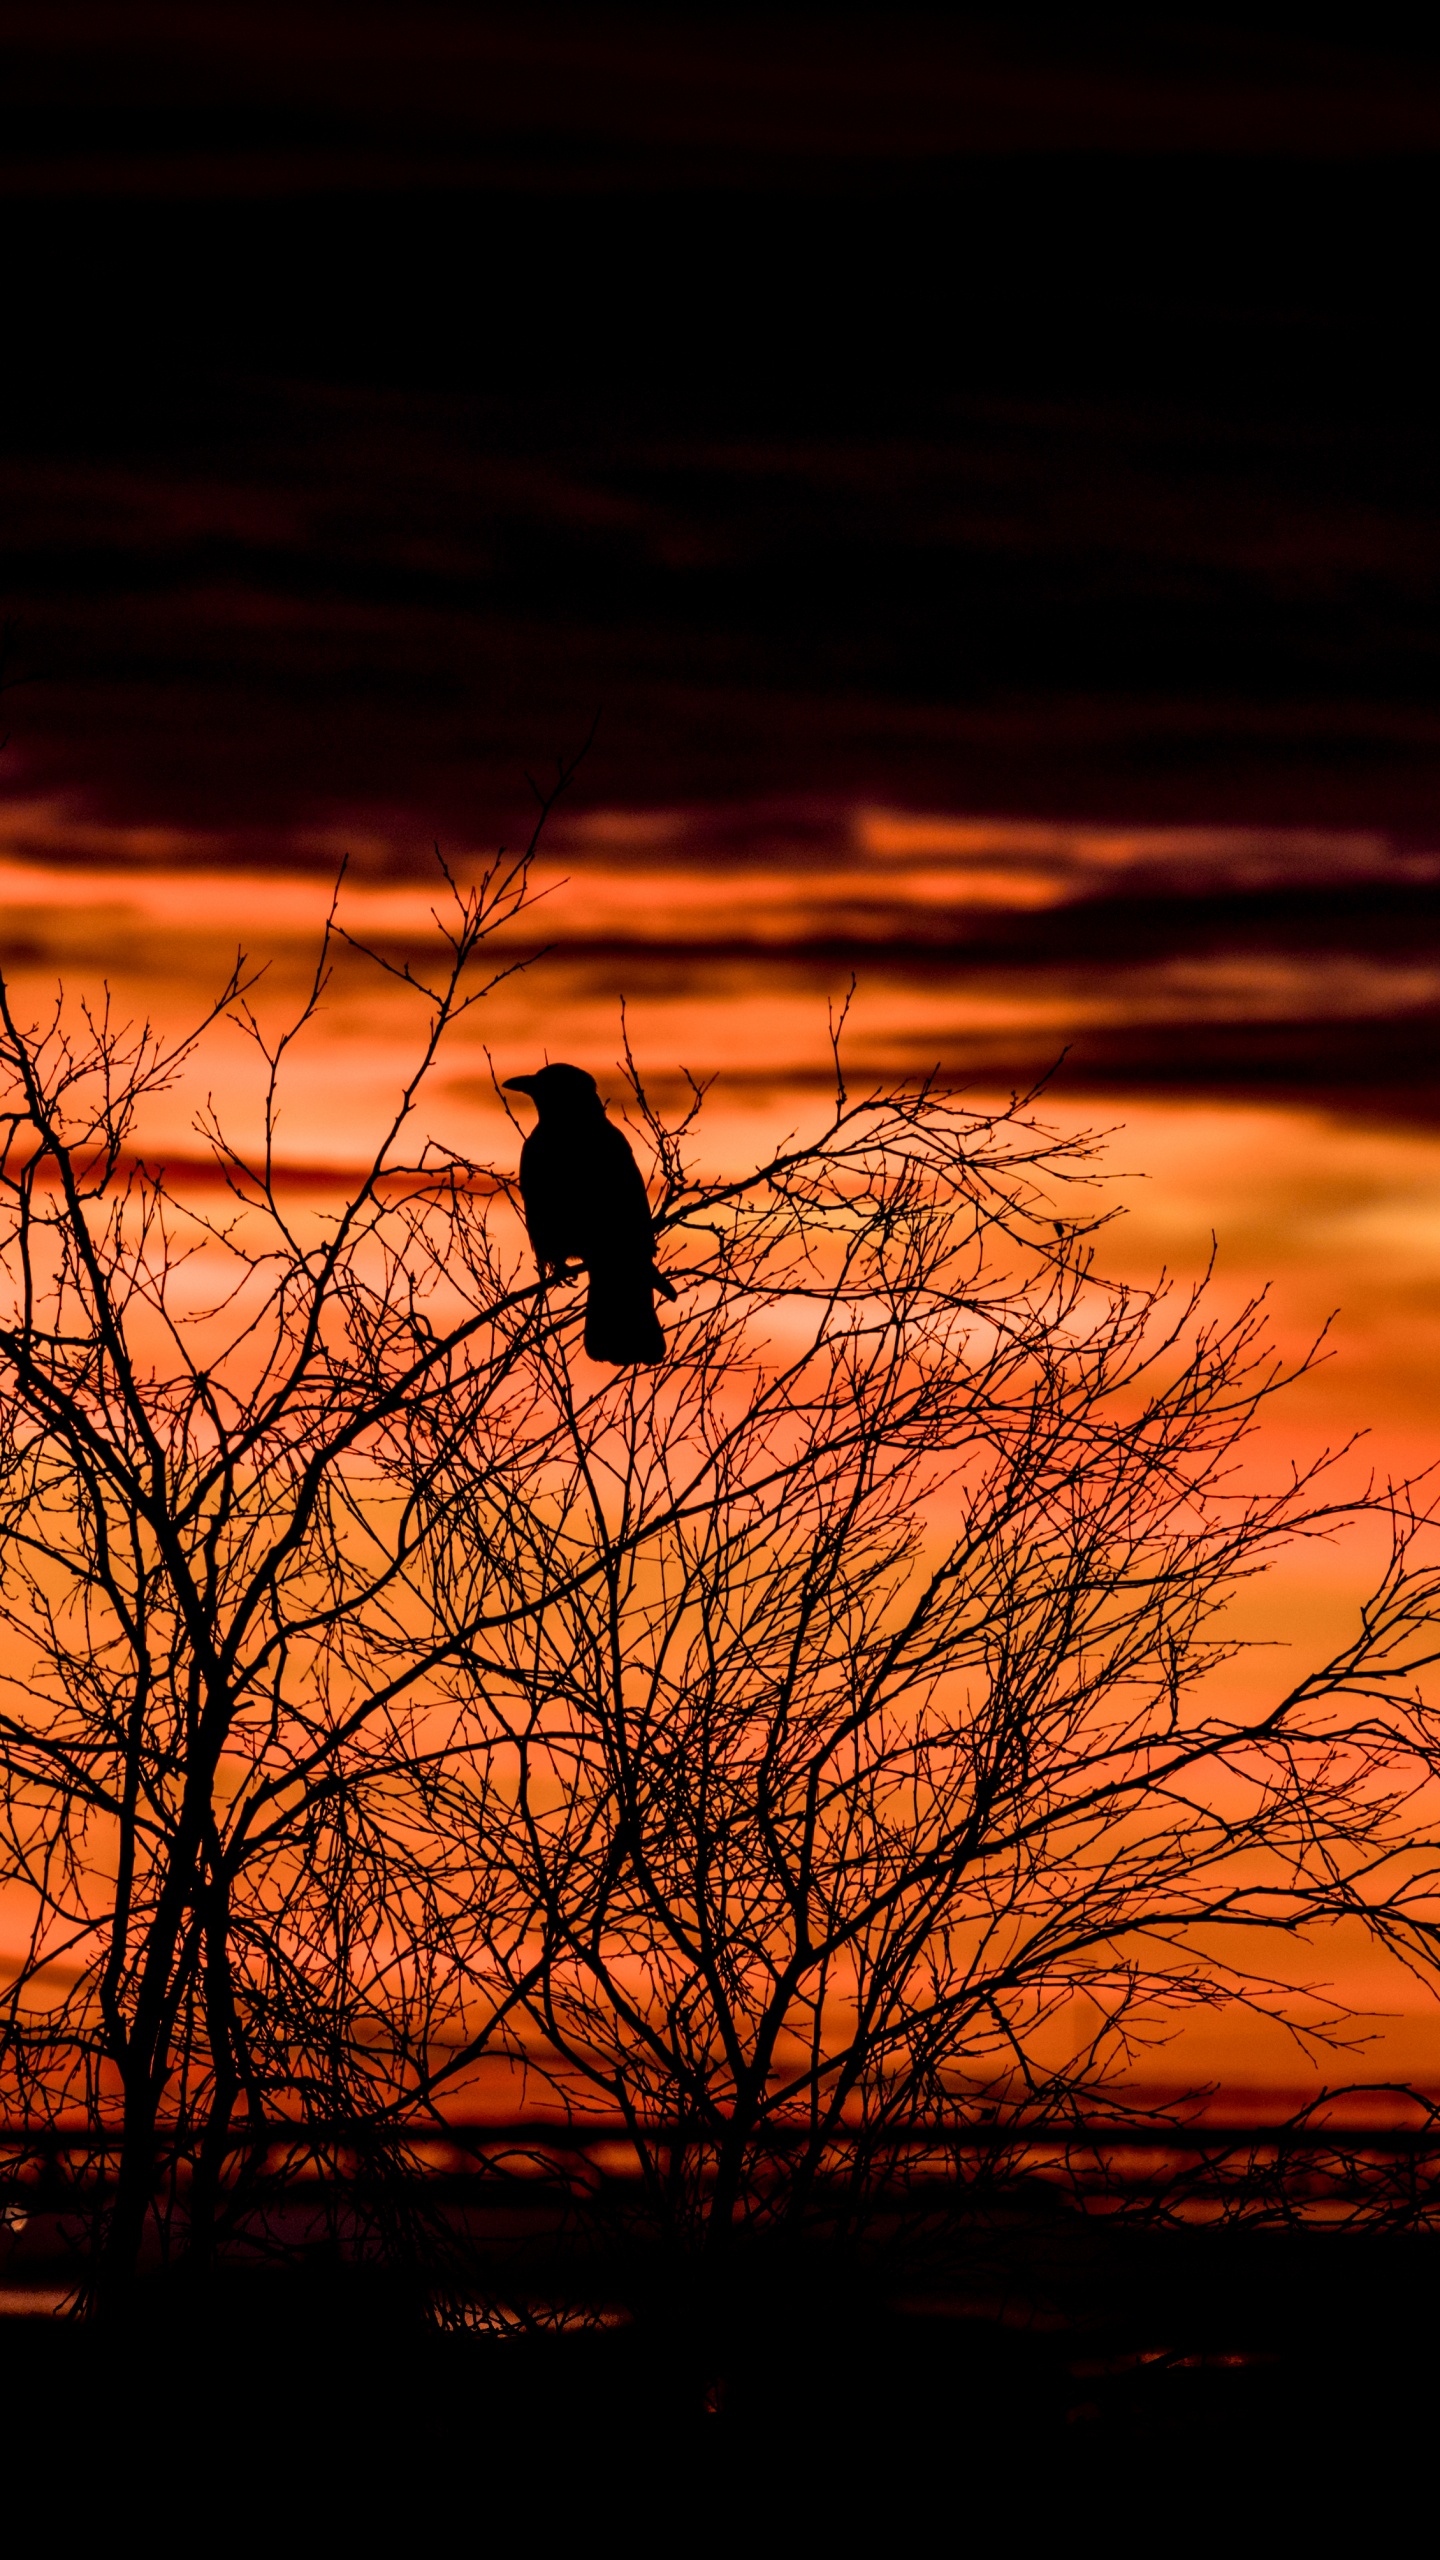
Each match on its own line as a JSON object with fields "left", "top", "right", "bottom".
{"left": 407, "top": 1048, "right": 1440, "bottom": 2296}
{"left": 1, "top": 836, "right": 1437, "bottom": 2322}
{"left": 0, "top": 812, "right": 569, "bottom": 2307}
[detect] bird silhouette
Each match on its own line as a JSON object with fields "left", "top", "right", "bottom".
{"left": 503, "top": 1063, "right": 676, "bottom": 1364}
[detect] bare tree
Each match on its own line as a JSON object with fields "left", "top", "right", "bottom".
{"left": 404, "top": 1051, "right": 1440, "bottom": 2311}
{"left": 0, "top": 789, "right": 585, "bottom": 2310}
{"left": 2, "top": 832, "right": 1438, "bottom": 2329}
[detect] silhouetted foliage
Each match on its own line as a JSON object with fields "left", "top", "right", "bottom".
{"left": 1, "top": 820, "right": 1439, "bottom": 2326}
{"left": 410, "top": 1036, "right": 1440, "bottom": 2308}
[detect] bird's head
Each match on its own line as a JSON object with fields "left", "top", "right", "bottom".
{"left": 503, "top": 1062, "right": 605, "bottom": 1121}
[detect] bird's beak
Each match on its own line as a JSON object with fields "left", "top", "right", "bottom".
{"left": 503, "top": 1074, "right": 537, "bottom": 1096}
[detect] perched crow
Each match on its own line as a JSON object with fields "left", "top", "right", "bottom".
{"left": 503, "top": 1063, "right": 676, "bottom": 1365}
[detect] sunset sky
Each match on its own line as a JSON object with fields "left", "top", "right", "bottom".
{"left": 3, "top": 5, "right": 1440, "bottom": 2103}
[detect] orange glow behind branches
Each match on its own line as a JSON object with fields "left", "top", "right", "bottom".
{"left": 1, "top": 800, "right": 1438, "bottom": 2107}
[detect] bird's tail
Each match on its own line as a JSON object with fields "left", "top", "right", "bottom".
{"left": 585, "top": 1263, "right": 666, "bottom": 1365}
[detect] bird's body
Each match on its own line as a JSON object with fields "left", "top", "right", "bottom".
{"left": 503, "top": 1063, "right": 675, "bottom": 1365}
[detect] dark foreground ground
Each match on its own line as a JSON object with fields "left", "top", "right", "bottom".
{"left": 3, "top": 2223, "right": 1436, "bottom": 2526}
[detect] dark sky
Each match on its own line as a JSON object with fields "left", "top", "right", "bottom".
{"left": 4, "top": 5, "right": 1440, "bottom": 854}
